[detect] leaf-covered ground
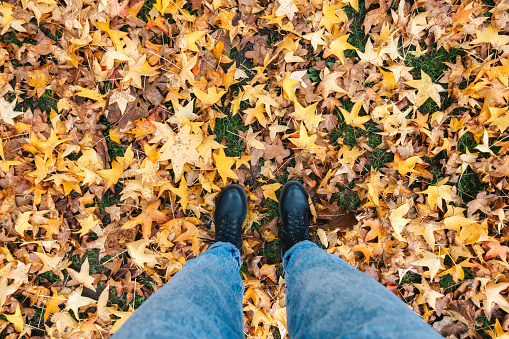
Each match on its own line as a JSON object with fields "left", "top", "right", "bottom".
{"left": 0, "top": 0, "right": 509, "bottom": 337}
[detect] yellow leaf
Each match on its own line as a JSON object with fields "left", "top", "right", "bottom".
{"left": 291, "top": 99, "right": 323, "bottom": 132}
{"left": 339, "top": 99, "right": 370, "bottom": 130}
{"left": 97, "top": 159, "right": 124, "bottom": 190}
{"left": 412, "top": 251, "right": 444, "bottom": 281}
{"left": 288, "top": 124, "right": 318, "bottom": 149}
{"left": 387, "top": 152, "right": 420, "bottom": 176}
{"left": 194, "top": 87, "right": 226, "bottom": 106}
{"left": 75, "top": 86, "right": 106, "bottom": 106}
{"left": 282, "top": 72, "right": 300, "bottom": 102}
{"left": 324, "top": 34, "right": 356, "bottom": 64}
{"left": 96, "top": 18, "right": 128, "bottom": 52}
{"left": 75, "top": 215, "right": 100, "bottom": 236}
{"left": 262, "top": 183, "right": 282, "bottom": 202}
{"left": 389, "top": 203, "right": 410, "bottom": 240}
{"left": 183, "top": 30, "right": 206, "bottom": 52}
{"left": 126, "top": 239, "right": 159, "bottom": 267}
{"left": 213, "top": 148, "right": 238, "bottom": 185}
{"left": 4, "top": 302, "right": 23, "bottom": 332}
{"left": 121, "top": 200, "right": 170, "bottom": 240}
{"left": 414, "top": 279, "right": 444, "bottom": 310}
{"left": 421, "top": 179, "right": 456, "bottom": 208}
{"left": 405, "top": 71, "right": 445, "bottom": 107}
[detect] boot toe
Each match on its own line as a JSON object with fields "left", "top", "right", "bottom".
{"left": 215, "top": 185, "right": 247, "bottom": 222}
{"left": 280, "top": 181, "right": 309, "bottom": 211}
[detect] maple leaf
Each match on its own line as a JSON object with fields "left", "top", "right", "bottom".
{"left": 421, "top": 178, "right": 456, "bottom": 208}
{"left": 120, "top": 200, "right": 170, "bottom": 240}
{"left": 158, "top": 123, "right": 202, "bottom": 180}
{"left": 405, "top": 70, "right": 445, "bottom": 107}
{"left": 194, "top": 86, "right": 226, "bottom": 106}
{"left": 213, "top": 148, "right": 238, "bottom": 185}
{"left": 173, "top": 220, "right": 207, "bottom": 256}
{"left": 291, "top": 99, "right": 323, "bottom": 132}
{"left": 451, "top": 4, "right": 482, "bottom": 27}
{"left": 414, "top": 279, "right": 444, "bottom": 310}
{"left": 481, "top": 236, "right": 509, "bottom": 262}
{"left": 387, "top": 152, "right": 420, "bottom": 176}
{"left": 4, "top": 302, "right": 23, "bottom": 332}
{"left": 412, "top": 251, "right": 445, "bottom": 281}
{"left": 324, "top": 34, "right": 357, "bottom": 65}
{"left": 126, "top": 239, "right": 159, "bottom": 267}
{"left": 485, "top": 281, "right": 509, "bottom": 316}
{"left": 0, "top": 277, "right": 18, "bottom": 308}
{"left": 303, "top": 28, "right": 327, "bottom": 51}
{"left": 97, "top": 159, "right": 124, "bottom": 190}
{"left": 262, "top": 183, "right": 282, "bottom": 202}
{"left": 108, "top": 307, "right": 134, "bottom": 333}
{"left": 64, "top": 286, "right": 96, "bottom": 319}
{"left": 288, "top": 124, "right": 319, "bottom": 153}
{"left": 66, "top": 257, "right": 96, "bottom": 291}
{"left": 97, "top": 18, "right": 128, "bottom": 52}
{"left": 282, "top": 72, "right": 300, "bottom": 102}
{"left": 243, "top": 127, "right": 265, "bottom": 150}
{"left": 0, "top": 98, "right": 23, "bottom": 125}
{"left": 76, "top": 214, "right": 100, "bottom": 236}
{"left": 471, "top": 25, "right": 509, "bottom": 47}
{"left": 275, "top": 0, "right": 297, "bottom": 21}
{"left": 389, "top": 202, "right": 410, "bottom": 240}
{"left": 109, "top": 89, "right": 135, "bottom": 115}
{"left": 75, "top": 86, "right": 106, "bottom": 106}
{"left": 169, "top": 177, "right": 195, "bottom": 211}
{"left": 183, "top": 31, "right": 206, "bottom": 52}
{"left": 44, "top": 288, "right": 67, "bottom": 320}
{"left": 339, "top": 99, "right": 370, "bottom": 129}
{"left": 319, "top": 2, "right": 348, "bottom": 32}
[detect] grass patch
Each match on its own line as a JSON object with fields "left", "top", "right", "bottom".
{"left": 343, "top": 1, "right": 370, "bottom": 57}
{"left": 423, "top": 151, "right": 448, "bottom": 184}
{"left": 14, "top": 89, "right": 59, "bottom": 113}
{"left": 457, "top": 133, "right": 478, "bottom": 153}
{"left": 97, "top": 185, "right": 123, "bottom": 226}
{"left": 438, "top": 268, "right": 474, "bottom": 293}
{"left": 137, "top": 0, "right": 157, "bottom": 22}
{"left": 370, "top": 148, "right": 393, "bottom": 169}
{"left": 331, "top": 184, "right": 360, "bottom": 210}
{"left": 406, "top": 47, "right": 464, "bottom": 82}
{"left": 260, "top": 238, "right": 281, "bottom": 265}
{"left": 397, "top": 271, "right": 421, "bottom": 303}
{"left": 213, "top": 111, "right": 248, "bottom": 157}
{"left": 476, "top": 314, "right": 497, "bottom": 339}
{"left": 330, "top": 102, "right": 382, "bottom": 148}
{"left": 457, "top": 167, "right": 487, "bottom": 203}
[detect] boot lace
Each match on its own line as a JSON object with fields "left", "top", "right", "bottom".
{"left": 202, "top": 216, "right": 239, "bottom": 245}
{"left": 284, "top": 211, "right": 313, "bottom": 242}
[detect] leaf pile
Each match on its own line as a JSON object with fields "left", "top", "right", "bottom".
{"left": 0, "top": 0, "right": 509, "bottom": 337}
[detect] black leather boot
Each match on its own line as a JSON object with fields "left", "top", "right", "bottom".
{"left": 214, "top": 184, "right": 247, "bottom": 249}
{"left": 279, "top": 181, "right": 312, "bottom": 256}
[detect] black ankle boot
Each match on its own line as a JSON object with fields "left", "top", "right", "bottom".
{"left": 279, "top": 181, "right": 312, "bottom": 256}
{"left": 214, "top": 184, "right": 247, "bottom": 249}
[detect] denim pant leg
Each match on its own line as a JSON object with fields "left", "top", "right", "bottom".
{"left": 283, "top": 240, "right": 442, "bottom": 339}
{"left": 113, "top": 242, "right": 244, "bottom": 339}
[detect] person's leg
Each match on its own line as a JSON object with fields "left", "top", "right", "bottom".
{"left": 284, "top": 240, "right": 442, "bottom": 339}
{"left": 113, "top": 242, "right": 244, "bottom": 339}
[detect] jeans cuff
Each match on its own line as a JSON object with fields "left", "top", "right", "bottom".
{"left": 283, "top": 240, "right": 318, "bottom": 271}
{"left": 208, "top": 241, "right": 242, "bottom": 270}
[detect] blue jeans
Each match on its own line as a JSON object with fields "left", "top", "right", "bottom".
{"left": 114, "top": 241, "right": 441, "bottom": 338}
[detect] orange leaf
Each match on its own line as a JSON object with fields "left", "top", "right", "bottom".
{"left": 121, "top": 200, "right": 170, "bottom": 240}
